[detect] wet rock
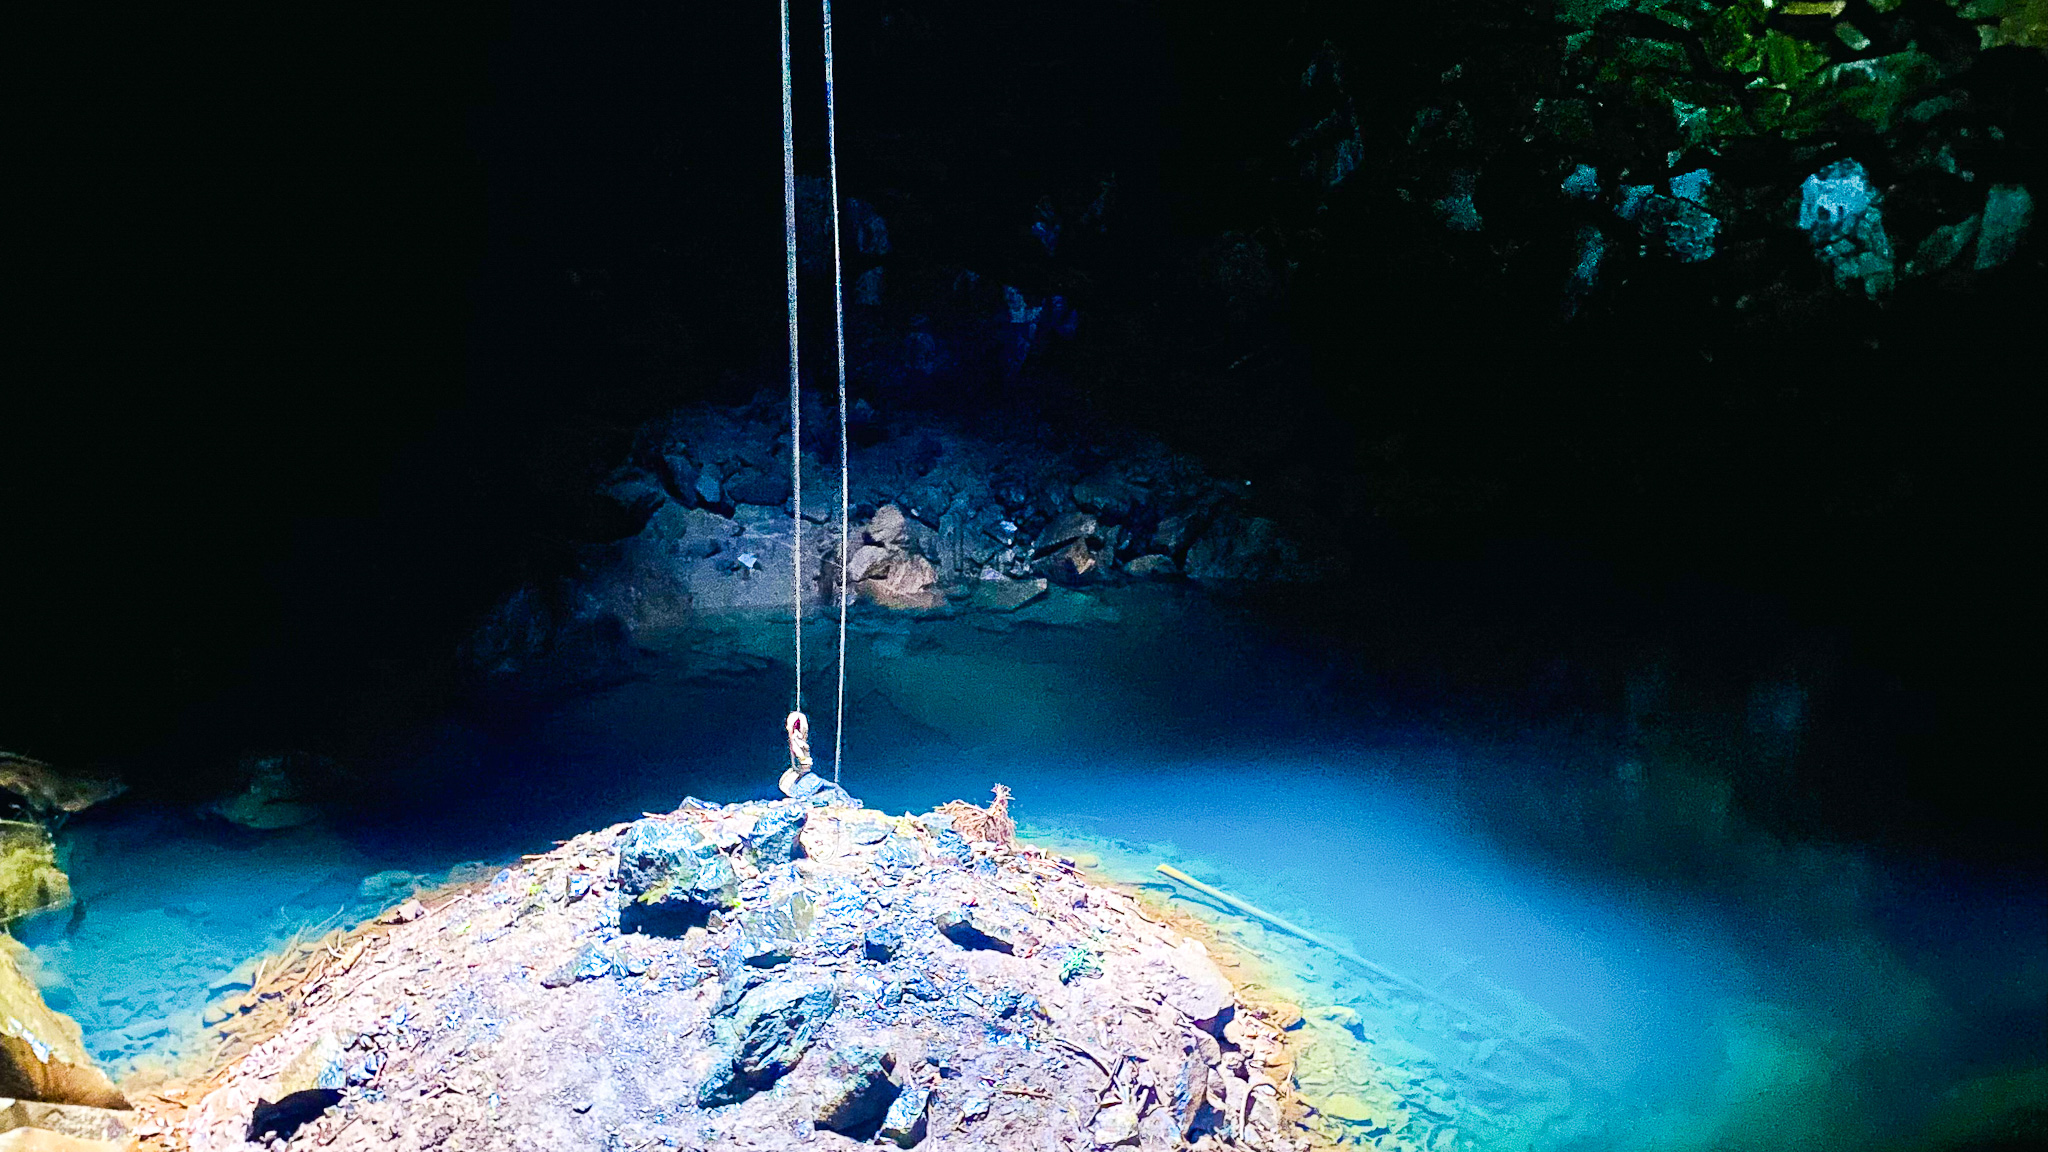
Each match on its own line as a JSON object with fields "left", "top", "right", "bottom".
{"left": 811, "top": 1043, "right": 898, "bottom": 1133}
{"left": 207, "top": 755, "right": 320, "bottom": 830}
{"left": 969, "top": 575, "right": 1048, "bottom": 612}
{"left": 698, "top": 980, "right": 837, "bottom": 1106}
{"left": 1012, "top": 585, "right": 1122, "bottom": 628}
{"left": 1123, "top": 554, "right": 1178, "bottom": 580}
{"left": 616, "top": 819, "right": 738, "bottom": 934}
{"left": 0, "top": 939, "right": 124, "bottom": 1110}
{"left": 878, "top": 1083, "right": 930, "bottom": 1148}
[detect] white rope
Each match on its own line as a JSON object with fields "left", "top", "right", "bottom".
{"left": 824, "top": 0, "right": 849, "bottom": 786}
{"left": 779, "top": 0, "right": 803, "bottom": 725}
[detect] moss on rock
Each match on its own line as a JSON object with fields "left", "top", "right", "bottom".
{"left": 0, "top": 823, "right": 69, "bottom": 926}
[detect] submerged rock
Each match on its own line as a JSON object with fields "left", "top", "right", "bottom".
{"left": 0, "top": 937, "right": 125, "bottom": 1111}
{"left": 167, "top": 791, "right": 1318, "bottom": 1151}
{"left": 206, "top": 755, "right": 325, "bottom": 831}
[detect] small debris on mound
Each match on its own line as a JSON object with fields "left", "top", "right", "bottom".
{"left": 932, "top": 784, "right": 1015, "bottom": 849}
{"left": 155, "top": 790, "right": 1321, "bottom": 1151}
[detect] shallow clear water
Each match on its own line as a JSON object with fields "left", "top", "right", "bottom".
{"left": 25, "top": 586, "right": 2046, "bottom": 1150}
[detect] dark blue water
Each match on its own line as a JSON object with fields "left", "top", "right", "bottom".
{"left": 28, "top": 584, "right": 2046, "bottom": 1149}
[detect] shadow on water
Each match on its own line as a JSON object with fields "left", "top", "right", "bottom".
{"left": 30, "top": 584, "right": 2046, "bottom": 1150}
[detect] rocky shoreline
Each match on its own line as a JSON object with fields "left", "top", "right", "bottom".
{"left": 126, "top": 789, "right": 1329, "bottom": 1152}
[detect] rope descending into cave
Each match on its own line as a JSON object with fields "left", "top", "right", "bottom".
{"left": 779, "top": 0, "right": 802, "bottom": 734}
{"left": 780, "top": 0, "right": 855, "bottom": 785}
{"left": 824, "top": 0, "right": 849, "bottom": 786}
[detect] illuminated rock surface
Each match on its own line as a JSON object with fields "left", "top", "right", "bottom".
{"left": 156, "top": 795, "right": 1321, "bottom": 1151}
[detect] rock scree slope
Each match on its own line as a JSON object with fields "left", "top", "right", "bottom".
{"left": 154, "top": 788, "right": 1323, "bottom": 1151}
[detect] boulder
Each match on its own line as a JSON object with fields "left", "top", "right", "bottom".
{"left": 1032, "top": 511, "right": 1098, "bottom": 554}
{"left": 1071, "top": 468, "right": 1144, "bottom": 517}
{"left": 1036, "top": 538, "right": 1103, "bottom": 585}
{"left": 969, "top": 576, "right": 1048, "bottom": 612}
{"left": 934, "top": 903, "right": 1033, "bottom": 955}
{"left": 1183, "top": 514, "right": 1284, "bottom": 581}
{"left": 698, "top": 980, "right": 838, "bottom": 1106}
{"left": 616, "top": 819, "right": 739, "bottom": 934}
{"left": 862, "top": 505, "right": 912, "bottom": 547}
{"left": 737, "top": 883, "right": 815, "bottom": 969}
{"left": 862, "top": 553, "right": 943, "bottom": 611}
{"left": 863, "top": 922, "right": 902, "bottom": 963}
{"left": 0, "top": 823, "right": 69, "bottom": 924}
{"left": 844, "top": 543, "right": 893, "bottom": 583}
{"left": 743, "top": 806, "right": 807, "bottom": 868}
{"left": 0, "top": 756, "right": 122, "bottom": 822}
{"left": 811, "top": 1043, "right": 898, "bottom": 1133}
{"left": 0, "top": 1098, "right": 135, "bottom": 1143}
{"left": 1123, "top": 554, "right": 1178, "bottom": 580}
{"left": 1797, "top": 159, "right": 1895, "bottom": 297}
{"left": 878, "top": 1084, "right": 930, "bottom": 1148}
{"left": 540, "top": 944, "right": 614, "bottom": 988}
{"left": 0, "top": 1129, "right": 127, "bottom": 1150}
{"left": 206, "top": 755, "right": 319, "bottom": 831}
{"left": 724, "top": 468, "right": 793, "bottom": 508}
{"left": 0, "top": 939, "right": 124, "bottom": 1110}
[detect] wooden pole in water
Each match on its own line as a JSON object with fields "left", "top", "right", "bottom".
{"left": 1153, "top": 863, "right": 1602, "bottom": 1089}
{"left": 1155, "top": 864, "right": 1437, "bottom": 1000}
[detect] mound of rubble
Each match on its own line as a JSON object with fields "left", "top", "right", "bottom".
{"left": 153, "top": 789, "right": 1322, "bottom": 1151}
{"left": 461, "top": 400, "right": 1346, "bottom": 686}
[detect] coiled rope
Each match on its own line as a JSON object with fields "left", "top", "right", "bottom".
{"left": 780, "top": 0, "right": 853, "bottom": 787}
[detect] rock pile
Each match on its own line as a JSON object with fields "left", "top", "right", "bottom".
{"left": 463, "top": 400, "right": 1345, "bottom": 683}
{"left": 154, "top": 790, "right": 1322, "bottom": 1151}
